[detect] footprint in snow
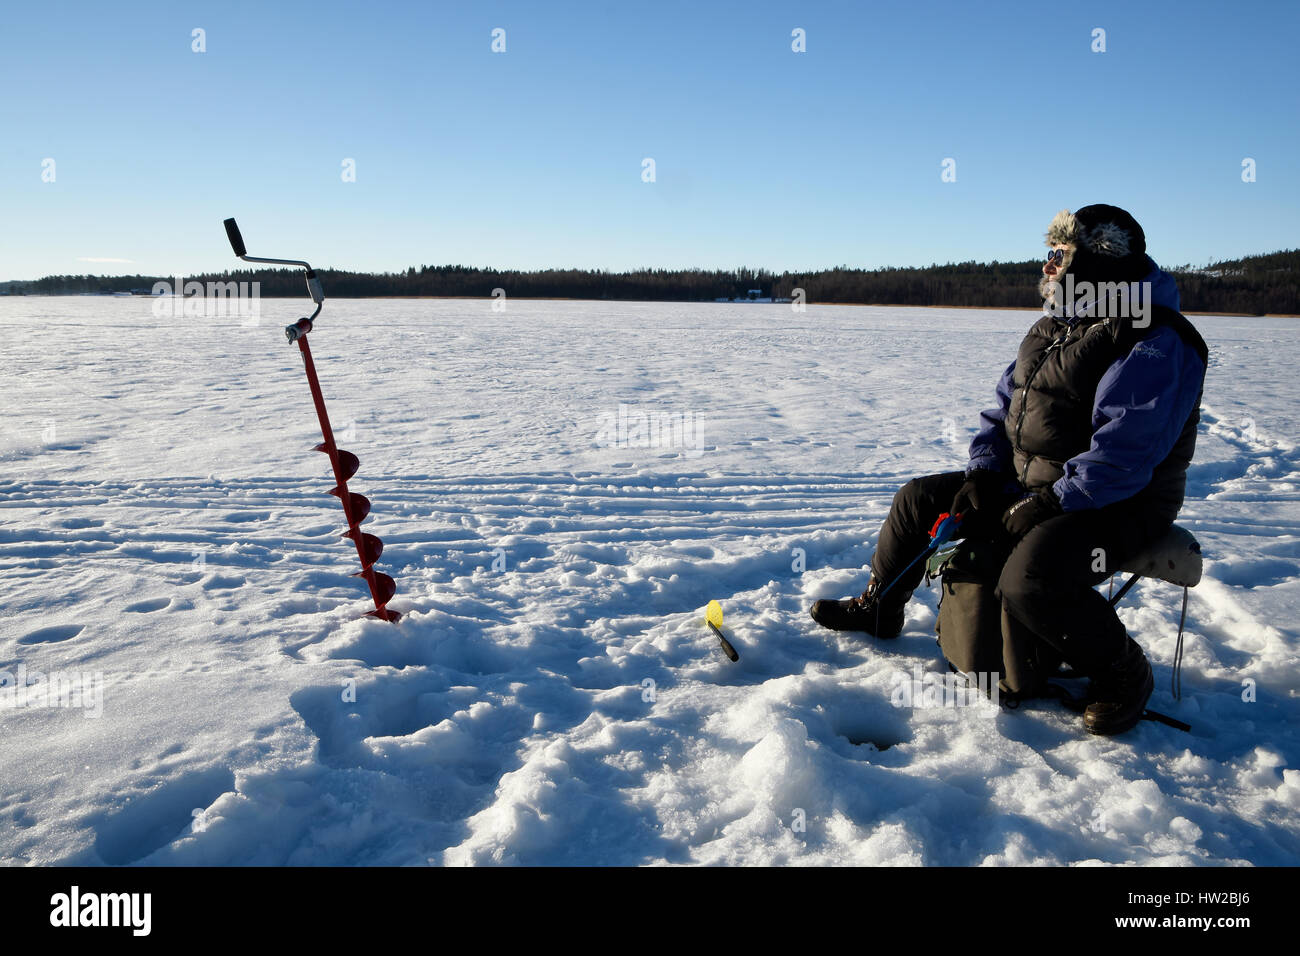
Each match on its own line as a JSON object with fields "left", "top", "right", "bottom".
{"left": 202, "top": 574, "right": 245, "bottom": 591}
{"left": 93, "top": 766, "right": 235, "bottom": 865}
{"left": 124, "top": 597, "right": 171, "bottom": 613}
{"left": 221, "top": 511, "right": 269, "bottom": 524}
{"left": 17, "top": 624, "right": 84, "bottom": 645}
{"left": 56, "top": 517, "right": 104, "bottom": 530}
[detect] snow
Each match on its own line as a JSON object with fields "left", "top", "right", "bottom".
{"left": 1, "top": 297, "right": 1297, "bottom": 866}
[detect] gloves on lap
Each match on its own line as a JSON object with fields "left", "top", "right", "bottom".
{"left": 1002, "top": 488, "right": 1063, "bottom": 538}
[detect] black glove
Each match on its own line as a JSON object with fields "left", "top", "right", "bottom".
{"left": 1002, "top": 489, "right": 1063, "bottom": 538}
{"left": 951, "top": 469, "right": 1009, "bottom": 519}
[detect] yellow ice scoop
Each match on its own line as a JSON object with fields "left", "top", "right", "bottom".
{"left": 706, "top": 600, "right": 739, "bottom": 662}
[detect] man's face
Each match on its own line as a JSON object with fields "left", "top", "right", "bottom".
{"left": 1040, "top": 242, "right": 1075, "bottom": 301}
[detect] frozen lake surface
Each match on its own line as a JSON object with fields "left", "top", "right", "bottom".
{"left": 1, "top": 296, "right": 1297, "bottom": 865}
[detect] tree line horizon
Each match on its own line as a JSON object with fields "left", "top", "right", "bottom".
{"left": 4, "top": 249, "right": 1297, "bottom": 315}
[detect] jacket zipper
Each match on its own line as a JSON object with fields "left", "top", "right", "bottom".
{"left": 1014, "top": 326, "right": 1071, "bottom": 485}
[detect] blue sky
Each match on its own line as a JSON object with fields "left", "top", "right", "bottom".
{"left": 2, "top": 0, "right": 1296, "bottom": 280}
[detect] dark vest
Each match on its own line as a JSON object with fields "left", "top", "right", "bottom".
{"left": 1004, "top": 305, "right": 1208, "bottom": 523}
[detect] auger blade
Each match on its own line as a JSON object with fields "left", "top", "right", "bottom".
{"left": 337, "top": 449, "right": 360, "bottom": 481}
{"left": 335, "top": 449, "right": 361, "bottom": 481}
{"left": 353, "top": 567, "right": 392, "bottom": 606}
{"left": 343, "top": 530, "right": 384, "bottom": 568}
{"left": 314, "top": 442, "right": 360, "bottom": 482}
{"left": 352, "top": 569, "right": 399, "bottom": 620}
{"left": 330, "top": 490, "right": 372, "bottom": 524}
{"left": 371, "top": 572, "right": 395, "bottom": 600}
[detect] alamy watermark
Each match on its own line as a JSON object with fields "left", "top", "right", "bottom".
{"left": 889, "top": 664, "right": 999, "bottom": 716}
{"left": 0, "top": 664, "right": 103, "bottom": 718}
{"left": 1044, "top": 274, "right": 1153, "bottom": 327}
{"left": 151, "top": 275, "right": 261, "bottom": 325}
{"left": 50, "top": 886, "right": 150, "bottom": 935}
{"left": 593, "top": 403, "right": 705, "bottom": 458}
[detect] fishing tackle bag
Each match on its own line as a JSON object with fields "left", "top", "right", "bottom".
{"left": 929, "top": 539, "right": 1065, "bottom": 703}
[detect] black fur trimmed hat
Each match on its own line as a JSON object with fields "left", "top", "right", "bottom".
{"left": 1046, "top": 204, "right": 1149, "bottom": 283}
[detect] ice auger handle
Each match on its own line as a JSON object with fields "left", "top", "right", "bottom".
{"left": 222, "top": 216, "right": 323, "bottom": 323}
{"left": 224, "top": 218, "right": 247, "bottom": 257}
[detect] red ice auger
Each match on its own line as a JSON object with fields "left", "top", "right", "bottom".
{"left": 223, "top": 218, "right": 401, "bottom": 622}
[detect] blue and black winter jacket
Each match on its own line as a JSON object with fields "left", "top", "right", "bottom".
{"left": 967, "top": 258, "right": 1208, "bottom": 522}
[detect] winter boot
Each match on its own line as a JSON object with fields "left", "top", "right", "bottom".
{"left": 809, "top": 578, "right": 910, "bottom": 638}
{"left": 1083, "top": 636, "right": 1154, "bottom": 736}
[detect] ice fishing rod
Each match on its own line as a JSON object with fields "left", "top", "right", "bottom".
{"left": 876, "top": 512, "right": 965, "bottom": 602}
{"left": 223, "top": 218, "right": 400, "bottom": 622}
{"left": 871, "top": 511, "right": 963, "bottom": 637}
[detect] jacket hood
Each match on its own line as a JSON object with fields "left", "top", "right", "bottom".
{"left": 1060, "top": 255, "right": 1180, "bottom": 320}
{"left": 1145, "top": 257, "right": 1181, "bottom": 312}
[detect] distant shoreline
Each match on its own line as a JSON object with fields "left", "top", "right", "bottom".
{"left": 363, "top": 297, "right": 1298, "bottom": 317}
{"left": 4, "top": 293, "right": 1294, "bottom": 318}
{"left": 5, "top": 248, "right": 1295, "bottom": 314}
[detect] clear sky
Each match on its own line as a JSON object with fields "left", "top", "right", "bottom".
{"left": 2, "top": 0, "right": 1296, "bottom": 280}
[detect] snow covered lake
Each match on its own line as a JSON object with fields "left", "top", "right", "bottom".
{"left": 2, "top": 296, "right": 1297, "bottom": 865}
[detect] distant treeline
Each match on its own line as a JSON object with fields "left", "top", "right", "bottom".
{"left": 4, "top": 249, "right": 1297, "bottom": 314}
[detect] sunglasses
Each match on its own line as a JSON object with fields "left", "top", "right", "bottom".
{"left": 1045, "top": 249, "right": 1066, "bottom": 265}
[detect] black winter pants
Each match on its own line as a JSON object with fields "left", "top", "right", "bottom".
{"left": 871, "top": 471, "right": 1172, "bottom": 676}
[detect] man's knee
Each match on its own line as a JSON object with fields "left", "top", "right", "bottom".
{"left": 892, "top": 477, "right": 926, "bottom": 514}
{"left": 891, "top": 472, "right": 958, "bottom": 522}
{"left": 996, "top": 560, "right": 1033, "bottom": 611}
{"left": 996, "top": 531, "right": 1058, "bottom": 610}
